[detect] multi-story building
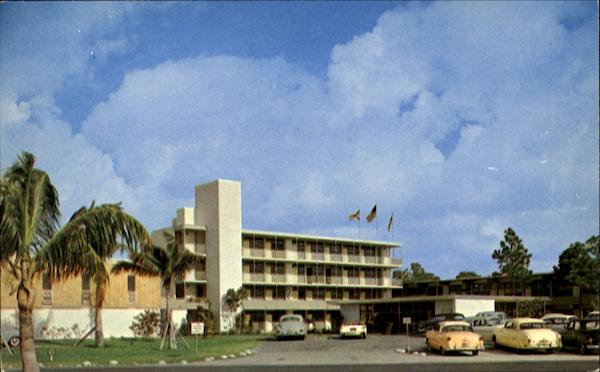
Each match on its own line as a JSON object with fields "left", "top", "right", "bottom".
{"left": 152, "top": 179, "right": 403, "bottom": 333}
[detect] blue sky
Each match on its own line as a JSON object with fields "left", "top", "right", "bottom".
{"left": 1, "top": 1, "right": 598, "bottom": 279}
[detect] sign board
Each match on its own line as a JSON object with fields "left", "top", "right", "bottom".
{"left": 191, "top": 322, "right": 204, "bottom": 335}
{"left": 402, "top": 317, "right": 411, "bottom": 324}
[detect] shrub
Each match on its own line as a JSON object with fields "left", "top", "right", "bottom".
{"left": 130, "top": 309, "right": 160, "bottom": 338}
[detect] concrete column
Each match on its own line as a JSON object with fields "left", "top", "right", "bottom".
{"left": 195, "top": 180, "right": 242, "bottom": 333}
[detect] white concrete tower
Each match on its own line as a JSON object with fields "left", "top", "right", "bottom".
{"left": 194, "top": 179, "right": 242, "bottom": 332}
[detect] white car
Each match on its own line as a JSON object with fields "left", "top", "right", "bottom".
{"left": 340, "top": 322, "right": 367, "bottom": 339}
{"left": 466, "top": 316, "right": 504, "bottom": 342}
{"left": 541, "top": 313, "right": 576, "bottom": 331}
{"left": 1, "top": 329, "right": 20, "bottom": 348}
{"left": 492, "top": 318, "right": 562, "bottom": 353}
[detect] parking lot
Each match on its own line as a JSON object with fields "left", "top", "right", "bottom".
{"left": 212, "top": 334, "right": 600, "bottom": 366}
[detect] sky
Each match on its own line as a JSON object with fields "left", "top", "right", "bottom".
{"left": 1, "top": 1, "right": 598, "bottom": 279}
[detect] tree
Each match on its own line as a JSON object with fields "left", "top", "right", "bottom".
{"left": 130, "top": 309, "right": 161, "bottom": 338}
{"left": 0, "top": 152, "right": 60, "bottom": 372}
{"left": 455, "top": 271, "right": 480, "bottom": 279}
{"left": 223, "top": 287, "right": 247, "bottom": 333}
{"left": 37, "top": 202, "right": 150, "bottom": 347}
{"left": 492, "top": 227, "right": 532, "bottom": 295}
{"left": 553, "top": 235, "right": 599, "bottom": 315}
{"left": 394, "top": 262, "right": 439, "bottom": 283}
{"left": 111, "top": 234, "right": 202, "bottom": 350}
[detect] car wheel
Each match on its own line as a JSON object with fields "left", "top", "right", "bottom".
{"left": 440, "top": 347, "right": 445, "bottom": 356}
{"left": 472, "top": 350, "right": 479, "bottom": 356}
{"left": 546, "top": 348, "right": 554, "bottom": 354}
{"left": 8, "top": 336, "right": 20, "bottom": 348}
{"left": 578, "top": 342, "right": 587, "bottom": 355}
{"left": 492, "top": 335, "right": 497, "bottom": 348}
{"left": 361, "top": 333, "right": 366, "bottom": 340}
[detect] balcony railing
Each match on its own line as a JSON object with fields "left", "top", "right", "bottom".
{"left": 347, "top": 277, "right": 360, "bottom": 285}
{"left": 326, "top": 276, "right": 343, "bottom": 285}
{"left": 250, "top": 273, "right": 265, "bottom": 282}
{"left": 271, "top": 274, "right": 286, "bottom": 283}
{"left": 195, "top": 271, "right": 207, "bottom": 281}
{"left": 271, "top": 250, "right": 285, "bottom": 259}
{"left": 249, "top": 249, "right": 265, "bottom": 258}
{"left": 297, "top": 275, "right": 306, "bottom": 284}
{"left": 364, "top": 256, "right": 377, "bottom": 264}
{"left": 364, "top": 277, "right": 377, "bottom": 285}
{"left": 311, "top": 252, "right": 324, "bottom": 261}
{"left": 329, "top": 253, "right": 342, "bottom": 262}
{"left": 195, "top": 244, "right": 207, "bottom": 255}
{"left": 347, "top": 255, "right": 360, "bottom": 263}
{"left": 297, "top": 251, "right": 306, "bottom": 260}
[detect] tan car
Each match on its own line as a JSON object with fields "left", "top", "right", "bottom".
{"left": 492, "top": 318, "right": 562, "bottom": 353}
{"left": 425, "top": 321, "right": 484, "bottom": 356}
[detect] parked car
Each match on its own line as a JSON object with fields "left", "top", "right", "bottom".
{"left": 425, "top": 320, "right": 484, "bottom": 356}
{"left": 340, "top": 322, "right": 367, "bottom": 339}
{"left": 492, "top": 318, "right": 562, "bottom": 353}
{"left": 584, "top": 311, "right": 600, "bottom": 319}
{"left": 274, "top": 314, "right": 306, "bottom": 340}
{"left": 0, "top": 329, "right": 20, "bottom": 348}
{"left": 560, "top": 318, "right": 599, "bottom": 354}
{"left": 466, "top": 316, "right": 504, "bottom": 342}
{"left": 420, "top": 313, "right": 465, "bottom": 333}
{"left": 541, "top": 313, "right": 577, "bottom": 331}
{"left": 474, "top": 311, "right": 508, "bottom": 321}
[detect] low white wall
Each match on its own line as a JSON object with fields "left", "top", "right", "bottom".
{"left": 1, "top": 308, "right": 181, "bottom": 340}
{"left": 454, "top": 299, "right": 495, "bottom": 317}
{"left": 340, "top": 304, "right": 360, "bottom": 323}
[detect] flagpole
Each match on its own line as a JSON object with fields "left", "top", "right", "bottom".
{"left": 375, "top": 201, "right": 378, "bottom": 240}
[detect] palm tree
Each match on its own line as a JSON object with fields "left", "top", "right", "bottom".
{"left": 111, "top": 234, "right": 202, "bottom": 350}
{"left": 37, "top": 202, "right": 151, "bottom": 347}
{"left": 1, "top": 152, "right": 60, "bottom": 372}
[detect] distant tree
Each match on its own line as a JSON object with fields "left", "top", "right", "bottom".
{"left": 553, "top": 235, "right": 599, "bottom": 315}
{"left": 492, "top": 227, "right": 532, "bottom": 295}
{"left": 396, "top": 262, "right": 439, "bottom": 283}
{"left": 130, "top": 309, "right": 161, "bottom": 338}
{"left": 455, "top": 271, "right": 480, "bottom": 279}
{"left": 517, "top": 298, "right": 544, "bottom": 318}
{"left": 223, "top": 287, "right": 247, "bottom": 333}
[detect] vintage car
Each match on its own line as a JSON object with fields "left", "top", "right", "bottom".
{"left": 274, "top": 314, "right": 306, "bottom": 340}
{"left": 419, "top": 313, "right": 465, "bottom": 333}
{"left": 474, "top": 311, "right": 508, "bottom": 321}
{"left": 425, "top": 320, "right": 484, "bottom": 356}
{"left": 466, "top": 316, "right": 504, "bottom": 342}
{"left": 340, "top": 322, "right": 367, "bottom": 339}
{"left": 492, "top": 318, "right": 562, "bottom": 352}
{"left": 541, "top": 313, "right": 577, "bottom": 331}
{"left": 560, "top": 318, "right": 599, "bottom": 354}
{"left": 0, "top": 328, "right": 20, "bottom": 348}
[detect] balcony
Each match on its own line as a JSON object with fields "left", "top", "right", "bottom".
{"left": 271, "top": 274, "right": 286, "bottom": 283}
{"left": 364, "top": 256, "right": 377, "bottom": 264}
{"left": 329, "top": 253, "right": 342, "bottom": 262}
{"left": 271, "top": 250, "right": 285, "bottom": 259}
{"left": 249, "top": 249, "right": 265, "bottom": 258}
{"left": 364, "top": 277, "right": 377, "bottom": 286}
{"left": 195, "top": 244, "right": 207, "bottom": 255}
{"left": 195, "top": 271, "right": 207, "bottom": 281}
{"left": 326, "top": 276, "right": 343, "bottom": 285}
{"left": 311, "top": 252, "right": 324, "bottom": 261}
{"left": 347, "top": 277, "right": 360, "bottom": 285}
{"left": 347, "top": 255, "right": 360, "bottom": 263}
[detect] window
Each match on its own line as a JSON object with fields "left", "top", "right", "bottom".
{"left": 330, "top": 244, "right": 341, "bottom": 254}
{"left": 175, "top": 283, "right": 185, "bottom": 298}
{"left": 127, "top": 275, "right": 136, "bottom": 304}
{"left": 314, "top": 288, "right": 325, "bottom": 300}
{"left": 347, "top": 245, "right": 359, "bottom": 255}
{"left": 298, "top": 287, "right": 306, "bottom": 300}
{"left": 42, "top": 274, "right": 52, "bottom": 305}
{"left": 316, "top": 265, "right": 324, "bottom": 276}
{"left": 347, "top": 267, "right": 360, "bottom": 277}
{"left": 250, "top": 262, "right": 264, "bottom": 273}
{"left": 250, "top": 312, "right": 265, "bottom": 323}
{"left": 363, "top": 246, "right": 375, "bottom": 256}
{"left": 297, "top": 241, "right": 305, "bottom": 252}
{"left": 273, "top": 286, "right": 286, "bottom": 299}
{"left": 271, "top": 262, "right": 285, "bottom": 274}
{"left": 255, "top": 286, "right": 265, "bottom": 299}
{"left": 250, "top": 237, "right": 264, "bottom": 249}
{"left": 311, "top": 243, "right": 324, "bottom": 253}
{"left": 272, "top": 239, "right": 284, "bottom": 251}
{"left": 81, "top": 274, "right": 91, "bottom": 305}
{"left": 297, "top": 264, "right": 305, "bottom": 275}
{"left": 330, "top": 288, "right": 342, "bottom": 300}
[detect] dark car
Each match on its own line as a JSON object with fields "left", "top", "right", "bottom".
{"left": 560, "top": 318, "right": 599, "bottom": 354}
{"left": 419, "top": 313, "right": 465, "bottom": 333}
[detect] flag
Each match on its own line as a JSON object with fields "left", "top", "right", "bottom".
{"left": 387, "top": 213, "right": 394, "bottom": 232}
{"left": 348, "top": 209, "right": 360, "bottom": 221}
{"left": 366, "top": 205, "right": 377, "bottom": 223}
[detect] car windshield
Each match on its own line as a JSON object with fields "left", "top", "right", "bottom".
{"left": 443, "top": 325, "right": 472, "bottom": 332}
{"left": 281, "top": 317, "right": 301, "bottom": 323}
{"left": 520, "top": 322, "right": 546, "bottom": 329}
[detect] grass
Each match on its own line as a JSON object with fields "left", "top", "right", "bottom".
{"left": 0, "top": 335, "right": 263, "bottom": 368}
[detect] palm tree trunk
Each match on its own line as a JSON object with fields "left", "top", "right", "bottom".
{"left": 165, "top": 283, "right": 175, "bottom": 350}
{"left": 17, "top": 282, "right": 40, "bottom": 372}
{"left": 94, "top": 282, "right": 106, "bottom": 347}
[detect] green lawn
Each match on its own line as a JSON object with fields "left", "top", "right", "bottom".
{"left": 0, "top": 335, "right": 263, "bottom": 368}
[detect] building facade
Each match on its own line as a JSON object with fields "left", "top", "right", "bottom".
{"left": 152, "top": 179, "right": 403, "bottom": 333}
